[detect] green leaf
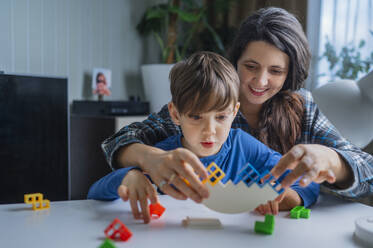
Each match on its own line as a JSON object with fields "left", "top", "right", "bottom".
{"left": 169, "top": 6, "right": 200, "bottom": 22}
{"left": 203, "top": 18, "right": 225, "bottom": 52}
{"left": 175, "top": 47, "right": 182, "bottom": 62}
{"left": 358, "top": 40, "right": 365, "bottom": 48}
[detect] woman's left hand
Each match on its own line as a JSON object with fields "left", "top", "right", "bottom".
{"left": 270, "top": 144, "right": 352, "bottom": 189}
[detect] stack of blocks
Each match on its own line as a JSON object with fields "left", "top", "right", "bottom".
{"left": 254, "top": 214, "right": 275, "bottom": 235}
{"left": 234, "top": 163, "right": 285, "bottom": 194}
{"left": 290, "top": 206, "right": 311, "bottom": 219}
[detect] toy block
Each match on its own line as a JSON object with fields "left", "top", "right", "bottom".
{"left": 290, "top": 206, "right": 303, "bottom": 219}
{"left": 300, "top": 208, "right": 311, "bottom": 219}
{"left": 149, "top": 202, "right": 165, "bottom": 218}
{"left": 202, "top": 162, "right": 225, "bottom": 186}
{"left": 104, "top": 218, "right": 132, "bottom": 242}
{"left": 290, "top": 206, "right": 310, "bottom": 219}
{"left": 24, "top": 193, "right": 50, "bottom": 210}
{"left": 270, "top": 180, "right": 285, "bottom": 194}
{"left": 235, "top": 163, "right": 285, "bottom": 194}
{"left": 182, "top": 216, "right": 222, "bottom": 229}
{"left": 255, "top": 214, "right": 275, "bottom": 235}
{"left": 99, "top": 238, "right": 117, "bottom": 248}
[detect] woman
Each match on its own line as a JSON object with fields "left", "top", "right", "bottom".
{"left": 102, "top": 7, "right": 373, "bottom": 203}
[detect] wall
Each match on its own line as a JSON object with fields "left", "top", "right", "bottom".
{"left": 0, "top": 0, "right": 160, "bottom": 103}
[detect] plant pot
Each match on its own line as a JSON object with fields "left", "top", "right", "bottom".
{"left": 141, "top": 64, "right": 174, "bottom": 113}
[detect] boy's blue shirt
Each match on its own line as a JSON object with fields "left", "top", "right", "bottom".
{"left": 87, "top": 129, "right": 319, "bottom": 207}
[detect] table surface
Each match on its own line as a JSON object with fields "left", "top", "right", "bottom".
{"left": 0, "top": 194, "right": 372, "bottom": 248}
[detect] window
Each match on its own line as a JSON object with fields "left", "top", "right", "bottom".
{"left": 308, "top": 0, "right": 373, "bottom": 89}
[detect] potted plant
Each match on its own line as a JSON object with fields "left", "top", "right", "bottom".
{"left": 320, "top": 34, "right": 373, "bottom": 81}
{"left": 137, "top": 0, "right": 224, "bottom": 112}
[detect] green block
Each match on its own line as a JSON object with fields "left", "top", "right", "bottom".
{"left": 99, "top": 238, "right": 116, "bottom": 248}
{"left": 290, "top": 210, "right": 300, "bottom": 219}
{"left": 290, "top": 206, "right": 304, "bottom": 219}
{"left": 290, "top": 206, "right": 311, "bottom": 219}
{"left": 300, "top": 208, "right": 311, "bottom": 219}
{"left": 254, "top": 214, "right": 275, "bottom": 235}
{"left": 264, "top": 214, "right": 275, "bottom": 225}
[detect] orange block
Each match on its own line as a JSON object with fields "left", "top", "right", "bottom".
{"left": 104, "top": 218, "right": 132, "bottom": 241}
{"left": 149, "top": 202, "right": 166, "bottom": 218}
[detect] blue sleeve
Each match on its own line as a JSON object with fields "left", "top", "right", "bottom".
{"left": 277, "top": 169, "right": 320, "bottom": 208}
{"left": 290, "top": 181, "right": 320, "bottom": 208}
{"left": 87, "top": 167, "right": 140, "bottom": 200}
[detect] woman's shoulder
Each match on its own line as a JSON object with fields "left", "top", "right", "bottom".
{"left": 295, "top": 88, "right": 315, "bottom": 105}
{"left": 295, "top": 88, "right": 320, "bottom": 116}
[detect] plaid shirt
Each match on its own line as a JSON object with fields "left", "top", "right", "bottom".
{"left": 102, "top": 89, "right": 373, "bottom": 199}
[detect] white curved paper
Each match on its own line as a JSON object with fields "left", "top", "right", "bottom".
{"left": 202, "top": 180, "right": 278, "bottom": 214}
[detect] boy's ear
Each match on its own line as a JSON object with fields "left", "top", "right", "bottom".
{"left": 168, "top": 102, "right": 181, "bottom": 125}
{"left": 233, "top": 102, "right": 240, "bottom": 117}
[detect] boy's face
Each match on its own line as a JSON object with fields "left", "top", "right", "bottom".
{"left": 169, "top": 102, "right": 240, "bottom": 158}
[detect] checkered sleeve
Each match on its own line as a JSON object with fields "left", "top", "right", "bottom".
{"left": 101, "top": 104, "right": 181, "bottom": 170}
{"left": 299, "top": 89, "right": 373, "bottom": 198}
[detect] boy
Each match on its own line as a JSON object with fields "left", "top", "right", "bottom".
{"left": 88, "top": 52, "right": 319, "bottom": 223}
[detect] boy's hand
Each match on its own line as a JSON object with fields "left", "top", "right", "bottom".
{"left": 117, "top": 169, "right": 159, "bottom": 224}
{"left": 254, "top": 188, "right": 302, "bottom": 215}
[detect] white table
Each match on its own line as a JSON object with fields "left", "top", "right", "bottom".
{"left": 0, "top": 194, "right": 372, "bottom": 248}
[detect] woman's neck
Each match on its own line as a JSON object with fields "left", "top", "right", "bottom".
{"left": 240, "top": 101, "right": 262, "bottom": 129}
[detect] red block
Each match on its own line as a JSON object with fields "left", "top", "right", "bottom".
{"left": 149, "top": 202, "right": 166, "bottom": 218}
{"left": 104, "top": 218, "right": 132, "bottom": 241}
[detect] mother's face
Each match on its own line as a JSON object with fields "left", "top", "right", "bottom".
{"left": 237, "top": 41, "right": 289, "bottom": 107}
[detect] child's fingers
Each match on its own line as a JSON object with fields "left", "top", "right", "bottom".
{"left": 255, "top": 204, "right": 265, "bottom": 215}
{"left": 146, "top": 184, "right": 159, "bottom": 205}
{"left": 270, "top": 200, "right": 279, "bottom": 215}
{"left": 118, "top": 185, "right": 129, "bottom": 202}
{"left": 263, "top": 202, "right": 272, "bottom": 215}
{"left": 138, "top": 191, "right": 150, "bottom": 224}
{"left": 129, "top": 191, "right": 141, "bottom": 219}
{"left": 275, "top": 188, "right": 288, "bottom": 202}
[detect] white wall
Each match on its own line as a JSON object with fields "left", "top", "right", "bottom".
{"left": 0, "top": 0, "right": 160, "bottom": 103}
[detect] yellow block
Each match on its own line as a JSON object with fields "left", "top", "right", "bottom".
{"left": 202, "top": 162, "right": 225, "bottom": 186}
{"left": 24, "top": 193, "right": 50, "bottom": 210}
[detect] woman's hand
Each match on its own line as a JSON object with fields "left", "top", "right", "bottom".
{"left": 118, "top": 144, "right": 209, "bottom": 203}
{"left": 270, "top": 144, "right": 353, "bottom": 189}
{"left": 118, "top": 169, "right": 158, "bottom": 224}
{"left": 144, "top": 147, "right": 210, "bottom": 203}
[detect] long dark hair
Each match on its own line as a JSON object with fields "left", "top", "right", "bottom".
{"left": 229, "top": 7, "right": 311, "bottom": 153}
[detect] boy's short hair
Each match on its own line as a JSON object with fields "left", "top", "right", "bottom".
{"left": 169, "top": 51, "right": 239, "bottom": 115}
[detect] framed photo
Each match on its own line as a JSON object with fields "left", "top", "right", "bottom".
{"left": 92, "top": 68, "right": 111, "bottom": 96}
